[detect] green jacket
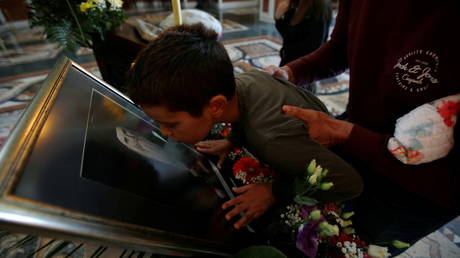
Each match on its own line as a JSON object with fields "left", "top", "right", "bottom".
{"left": 231, "top": 70, "right": 362, "bottom": 204}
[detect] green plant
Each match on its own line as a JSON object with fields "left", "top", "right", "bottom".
{"left": 27, "top": 0, "right": 125, "bottom": 51}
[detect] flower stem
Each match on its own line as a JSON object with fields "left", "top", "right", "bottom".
{"left": 64, "top": 0, "right": 88, "bottom": 47}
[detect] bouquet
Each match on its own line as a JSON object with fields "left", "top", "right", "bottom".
{"left": 211, "top": 123, "right": 409, "bottom": 258}
{"left": 28, "top": 0, "right": 126, "bottom": 51}
{"left": 278, "top": 159, "right": 370, "bottom": 257}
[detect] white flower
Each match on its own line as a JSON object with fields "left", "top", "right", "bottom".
{"left": 392, "top": 240, "right": 410, "bottom": 249}
{"left": 90, "top": 0, "right": 107, "bottom": 9}
{"left": 309, "top": 209, "right": 321, "bottom": 220}
{"left": 235, "top": 171, "right": 248, "bottom": 183}
{"left": 320, "top": 182, "right": 334, "bottom": 190}
{"left": 319, "top": 221, "right": 339, "bottom": 237}
{"left": 308, "top": 174, "right": 318, "bottom": 184}
{"left": 321, "top": 168, "right": 329, "bottom": 177}
{"left": 108, "top": 0, "right": 123, "bottom": 9}
{"left": 368, "top": 245, "right": 390, "bottom": 258}
{"left": 313, "top": 165, "right": 323, "bottom": 177}
{"left": 280, "top": 204, "right": 303, "bottom": 228}
{"left": 340, "top": 219, "right": 353, "bottom": 227}
{"left": 307, "top": 159, "right": 317, "bottom": 174}
{"left": 331, "top": 224, "right": 339, "bottom": 236}
{"left": 342, "top": 211, "right": 355, "bottom": 219}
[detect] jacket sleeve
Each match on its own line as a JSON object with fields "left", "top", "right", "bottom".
{"left": 342, "top": 123, "right": 459, "bottom": 210}
{"left": 286, "top": 0, "right": 349, "bottom": 85}
{"left": 261, "top": 121, "right": 363, "bottom": 204}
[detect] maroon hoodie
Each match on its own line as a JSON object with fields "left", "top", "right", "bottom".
{"left": 287, "top": 0, "right": 459, "bottom": 210}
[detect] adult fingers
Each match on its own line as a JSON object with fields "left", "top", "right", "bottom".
{"left": 195, "top": 141, "right": 219, "bottom": 154}
{"left": 282, "top": 105, "right": 315, "bottom": 122}
{"left": 224, "top": 204, "right": 246, "bottom": 221}
{"left": 216, "top": 154, "right": 227, "bottom": 169}
{"left": 264, "top": 65, "right": 289, "bottom": 80}
{"left": 263, "top": 65, "right": 279, "bottom": 75}
{"left": 222, "top": 195, "right": 243, "bottom": 210}
{"left": 194, "top": 141, "right": 212, "bottom": 148}
{"left": 195, "top": 146, "right": 213, "bottom": 154}
{"left": 234, "top": 212, "right": 253, "bottom": 229}
{"left": 232, "top": 184, "right": 252, "bottom": 194}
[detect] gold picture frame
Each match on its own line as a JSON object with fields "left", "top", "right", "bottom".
{"left": 0, "top": 57, "right": 244, "bottom": 256}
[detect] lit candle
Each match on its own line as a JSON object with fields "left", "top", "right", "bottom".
{"left": 171, "top": 0, "right": 182, "bottom": 25}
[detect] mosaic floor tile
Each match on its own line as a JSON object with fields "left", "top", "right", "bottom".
{"left": 222, "top": 19, "right": 250, "bottom": 33}
{"left": 0, "top": 42, "right": 60, "bottom": 67}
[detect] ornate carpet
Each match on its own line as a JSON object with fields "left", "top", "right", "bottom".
{"left": 0, "top": 34, "right": 459, "bottom": 257}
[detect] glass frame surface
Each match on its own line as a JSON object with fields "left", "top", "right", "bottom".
{"left": 0, "top": 57, "right": 239, "bottom": 257}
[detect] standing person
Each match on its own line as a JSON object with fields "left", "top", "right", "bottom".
{"left": 127, "top": 24, "right": 363, "bottom": 232}
{"left": 275, "top": 0, "right": 332, "bottom": 66}
{"left": 265, "top": 0, "right": 459, "bottom": 255}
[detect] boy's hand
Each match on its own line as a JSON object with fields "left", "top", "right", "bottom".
{"left": 195, "top": 139, "right": 234, "bottom": 168}
{"left": 282, "top": 105, "right": 354, "bottom": 147}
{"left": 222, "top": 183, "right": 275, "bottom": 230}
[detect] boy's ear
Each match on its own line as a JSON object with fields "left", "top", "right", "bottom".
{"left": 207, "top": 95, "right": 228, "bottom": 119}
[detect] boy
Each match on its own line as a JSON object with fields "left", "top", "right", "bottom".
{"left": 126, "top": 24, "right": 362, "bottom": 230}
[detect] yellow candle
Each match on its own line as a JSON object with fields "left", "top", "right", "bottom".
{"left": 171, "top": 0, "right": 182, "bottom": 25}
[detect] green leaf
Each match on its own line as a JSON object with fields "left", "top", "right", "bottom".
{"left": 26, "top": 0, "right": 124, "bottom": 51}
{"left": 235, "top": 245, "right": 287, "bottom": 258}
{"left": 294, "top": 195, "right": 318, "bottom": 206}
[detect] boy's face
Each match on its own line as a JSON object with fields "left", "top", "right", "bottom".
{"left": 142, "top": 105, "right": 214, "bottom": 144}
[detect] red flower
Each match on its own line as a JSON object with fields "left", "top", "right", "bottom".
{"left": 322, "top": 203, "right": 338, "bottom": 214}
{"left": 437, "top": 99, "right": 460, "bottom": 127}
{"left": 233, "top": 148, "right": 242, "bottom": 154}
{"left": 232, "top": 157, "right": 276, "bottom": 184}
{"left": 232, "top": 157, "right": 263, "bottom": 177}
{"left": 330, "top": 232, "right": 367, "bottom": 248}
{"left": 221, "top": 128, "right": 230, "bottom": 137}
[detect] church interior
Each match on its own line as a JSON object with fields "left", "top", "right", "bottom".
{"left": 0, "top": 0, "right": 458, "bottom": 257}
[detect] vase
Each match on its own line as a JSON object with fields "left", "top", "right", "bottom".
{"left": 91, "top": 27, "right": 146, "bottom": 91}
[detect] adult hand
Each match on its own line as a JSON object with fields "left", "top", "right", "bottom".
{"left": 264, "top": 65, "right": 296, "bottom": 84}
{"left": 282, "top": 105, "right": 354, "bottom": 147}
{"left": 275, "top": 0, "right": 290, "bottom": 19}
{"left": 222, "top": 183, "right": 275, "bottom": 229}
{"left": 195, "top": 139, "right": 234, "bottom": 168}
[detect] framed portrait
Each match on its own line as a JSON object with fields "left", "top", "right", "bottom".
{"left": 0, "top": 57, "right": 251, "bottom": 256}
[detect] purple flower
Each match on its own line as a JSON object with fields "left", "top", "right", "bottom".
{"left": 300, "top": 205, "right": 316, "bottom": 218}
{"left": 296, "top": 207, "right": 326, "bottom": 258}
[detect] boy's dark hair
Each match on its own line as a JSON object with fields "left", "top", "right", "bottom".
{"left": 126, "top": 23, "right": 235, "bottom": 117}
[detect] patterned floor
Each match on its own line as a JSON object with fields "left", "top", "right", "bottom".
{"left": 126, "top": 10, "right": 250, "bottom": 34}
{"left": 0, "top": 6, "right": 459, "bottom": 258}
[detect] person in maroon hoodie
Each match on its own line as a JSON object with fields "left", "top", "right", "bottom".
{"left": 265, "top": 0, "right": 459, "bottom": 255}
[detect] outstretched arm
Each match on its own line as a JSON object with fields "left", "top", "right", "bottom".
{"left": 265, "top": 0, "right": 350, "bottom": 85}
{"left": 282, "top": 105, "right": 459, "bottom": 209}
{"left": 282, "top": 105, "right": 353, "bottom": 147}
{"left": 285, "top": 0, "right": 350, "bottom": 85}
